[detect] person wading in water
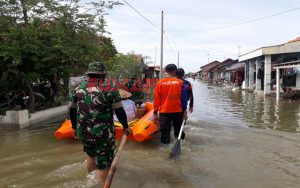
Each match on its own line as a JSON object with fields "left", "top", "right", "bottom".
{"left": 153, "top": 64, "right": 188, "bottom": 144}
{"left": 69, "top": 62, "right": 131, "bottom": 184}
{"left": 176, "top": 68, "right": 194, "bottom": 113}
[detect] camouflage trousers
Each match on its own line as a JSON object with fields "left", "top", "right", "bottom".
{"left": 79, "top": 124, "right": 116, "bottom": 169}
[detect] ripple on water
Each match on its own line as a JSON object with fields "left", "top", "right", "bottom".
{"left": 0, "top": 79, "right": 300, "bottom": 187}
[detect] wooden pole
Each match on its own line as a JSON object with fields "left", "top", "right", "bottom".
{"left": 104, "top": 134, "right": 127, "bottom": 188}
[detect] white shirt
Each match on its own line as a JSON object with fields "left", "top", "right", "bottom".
{"left": 114, "top": 99, "right": 137, "bottom": 122}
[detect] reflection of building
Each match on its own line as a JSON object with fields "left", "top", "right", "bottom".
{"left": 239, "top": 37, "right": 300, "bottom": 99}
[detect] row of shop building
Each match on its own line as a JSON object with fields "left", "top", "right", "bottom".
{"left": 199, "top": 37, "right": 300, "bottom": 100}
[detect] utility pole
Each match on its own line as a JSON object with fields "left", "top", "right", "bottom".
{"left": 238, "top": 45, "right": 241, "bottom": 58}
{"left": 177, "top": 51, "right": 180, "bottom": 68}
{"left": 160, "top": 11, "right": 164, "bottom": 78}
{"left": 154, "top": 45, "right": 157, "bottom": 78}
{"left": 207, "top": 53, "right": 210, "bottom": 64}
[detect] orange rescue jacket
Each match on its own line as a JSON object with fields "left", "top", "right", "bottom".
{"left": 153, "top": 77, "right": 183, "bottom": 113}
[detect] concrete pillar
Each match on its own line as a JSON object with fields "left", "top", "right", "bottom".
{"left": 244, "top": 61, "right": 249, "bottom": 88}
{"left": 297, "top": 70, "right": 300, "bottom": 88}
{"left": 255, "top": 59, "right": 262, "bottom": 91}
{"left": 264, "top": 55, "right": 272, "bottom": 95}
{"left": 5, "top": 110, "right": 29, "bottom": 129}
{"left": 18, "top": 110, "right": 29, "bottom": 129}
{"left": 276, "top": 68, "right": 280, "bottom": 101}
{"left": 249, "top": 60, "right": 255, "bottom": 90}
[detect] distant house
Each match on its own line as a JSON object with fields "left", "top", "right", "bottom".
{"left": 194, "top": 70, "right": 201, "bottom": 78}
{"left": 225, "top": 60, "right": 244, "bottom": 86}
{"left": 144, "top": 65, "right": 160, "bottom": 79}
{"left": 133, "top": 54, "right": 143, "bottom": 63}
{"left": 200, "top": 61, "right": 220, "bottom": 80}
{"left": 209, "top": 58, "right": 235, "bottom": 82}
{"left": 186, "top": 72, "right": 197, "bottom": 79}
{"left": 239, "top": 37, "right": 300, "bottom": 100}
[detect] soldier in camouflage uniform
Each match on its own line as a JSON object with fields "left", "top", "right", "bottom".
{"left": 125, "top": 76, "right": 144, "bottom": 105}
{"left": 69, "top": 62, "right": 131, "bottom": 184}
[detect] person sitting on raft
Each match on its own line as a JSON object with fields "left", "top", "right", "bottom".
{"left": 113, "top": 89, "right": 137, "bottom": 122}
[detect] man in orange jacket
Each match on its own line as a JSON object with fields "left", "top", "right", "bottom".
{"left": 153, "top": 64, "right": 188, "bottom": 144}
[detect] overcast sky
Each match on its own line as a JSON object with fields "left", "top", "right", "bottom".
{"left": 104, "top": 0, "right": 300, "bottom": 72}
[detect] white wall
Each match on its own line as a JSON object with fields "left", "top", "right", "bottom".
{"left": 264, "top": 55, "right": 272, "bottom": 95}
{"left": 29, "top": 105, "right": 68, "bottom": 125}
{"left": 296, "top": 70, "right": 300, "bottom": 88}
{"left": 0, "top": 110, "right": 29, "bottom": 129}
{"left": 0, "top": 105, "right": 68, "bottom": 129}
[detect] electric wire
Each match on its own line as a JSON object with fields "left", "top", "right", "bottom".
{"left": 164, "top": 31, "right": 177, "bottom": 58}
{"left": 163, "top": 15, "right": 180, "bottom": 59}
{"left": 121, "top": 0, "right": 298, "bottom": 66}
{"left": 122, "top": 0, "right": 160, "bottom": 30}
{"left": 136, "top": 32, "right": 159, "bottom": 50}
{"left": 122, "top": 0, "right": 179, "bottom": 60}
{"left": 168, "top": 5, "right": 300, "bottom": 33}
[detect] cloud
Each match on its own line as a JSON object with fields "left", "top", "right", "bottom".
{"left": 104, "top": 0, "right": 300, "bottom": 72}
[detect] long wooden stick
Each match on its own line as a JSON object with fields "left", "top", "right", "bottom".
{"left": 104, "top": 133, "right": 127, "bottom": 188}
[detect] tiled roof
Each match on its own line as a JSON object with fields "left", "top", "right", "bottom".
{"left": 211, "top": 58, "right": 235, "bottom": 71}
{"left": 288, "top": 37, "right": 300, "bottom": 43}
{"left": 200, "top": 61, "right": 220, "bottom": 68}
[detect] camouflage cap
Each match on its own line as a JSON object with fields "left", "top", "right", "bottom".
{"left": 86, "top": 62, "right": 106, "bottom": 75}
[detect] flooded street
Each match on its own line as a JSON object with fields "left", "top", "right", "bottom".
{"left": 0, "top": 79, "right": 299, "bottom": 188}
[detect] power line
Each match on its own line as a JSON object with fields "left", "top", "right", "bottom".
{"left": 163, "top": 15, "right": 179, "bottom": 58}
{"left": 164, "top": 19, "right": 179, "bottom": 49}
{"left": 169, "top": 5, "right": 300, "bottom": 33}
{"left": 136, "top": 32, "right": 159, "bottom": 50}
{"left": 122, "top": 1, "right": 178, "bottom": 66}
{"left": 163, "top": 31, "right": 177, "bottom": 58}
{"left": 122, "top": 0, "right": 160, "bottom": 30}
{"left": 168, "top": 32, "right": 237, "bottom": 56}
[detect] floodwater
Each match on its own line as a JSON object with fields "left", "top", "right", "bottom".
{"left": 0, "top": 79, "right": 299, "bottom": 188}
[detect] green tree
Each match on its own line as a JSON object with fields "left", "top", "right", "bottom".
{"left": 0, "top": 0, "right": 120, "bottom": 109}
{"left": 107, "top": 53, "right": 147, "bottom": 81}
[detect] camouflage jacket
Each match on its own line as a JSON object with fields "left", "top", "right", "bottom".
{"left": 69, "top": 79, "right": 122, "bottom": 141}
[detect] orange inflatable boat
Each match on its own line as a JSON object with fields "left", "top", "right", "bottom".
{"left": 54, "top": 102, "right": 159, "bottom": 142}
{"left": 132, "top": 102, "right": 159, "bottom": 142}
{"left": 54, "top": 120, "right": 136, "bottom": 140}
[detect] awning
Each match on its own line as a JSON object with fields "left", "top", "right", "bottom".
{"left": 226, "top": 62, "right": 245, "bottom": 71}
{"left": 274, "top": 60, "right": 300, "bottom": 69}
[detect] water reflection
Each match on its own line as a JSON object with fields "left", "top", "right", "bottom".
{"left": 0, "top": 80, "right": 300, "bottom": 188}
{"left": 190, "top": 79, "right": 300, "bottom": 132}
